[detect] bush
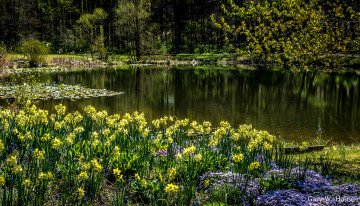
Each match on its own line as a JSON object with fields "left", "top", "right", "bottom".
{"left": 22, "top": 40, "right": 49, "bottom": 67}
{"left": 0, "top": 46, "right": 11, "bottom": 71}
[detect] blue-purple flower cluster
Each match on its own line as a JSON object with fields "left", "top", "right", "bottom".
{"left": 200, "top": 165, "right": 360, "bottom": 206}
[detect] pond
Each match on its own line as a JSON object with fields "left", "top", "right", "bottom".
{"left": 5, "top": 65, "right": 360, "bottom": 143}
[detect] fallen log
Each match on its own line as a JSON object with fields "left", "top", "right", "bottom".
{"left": 285, "top": 145, "right": 325, "bottom": 154}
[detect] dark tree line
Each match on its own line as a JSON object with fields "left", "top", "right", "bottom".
{"left": 0, "top": 0, "right": 359, "bottom": 57}
{"left": 0, "top": 0, "right": 225, "bottom": 55}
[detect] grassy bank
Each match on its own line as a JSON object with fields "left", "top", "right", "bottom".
{"left": 4, "top": 53, "right": 360, "bottom": 72}
{"left": 293, "top": 143, "right": 360, "bottom": 184}
{"left": 5, "top": 53, "right": 247, "bottom": 67}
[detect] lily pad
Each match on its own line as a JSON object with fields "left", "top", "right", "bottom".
{"left": 9, "top": 66, "right": 67, "bottom": 73}
{"left": 0, "top": 83, "right": 124, "bottom": 100}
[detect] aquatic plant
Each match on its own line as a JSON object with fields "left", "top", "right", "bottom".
{"left": 0, "top": 83, "right": 123, "bottom": 100}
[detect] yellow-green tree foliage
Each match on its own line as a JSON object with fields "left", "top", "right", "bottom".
{"left": 75, "top": 8, "right": 107, "bottom": 57}
{"left": 212, "top": 0, "right": 360, "bottom": 70}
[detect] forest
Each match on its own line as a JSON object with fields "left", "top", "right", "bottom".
{"left": 1, "top": 0, "right": 359, "bottom": 66}
{"left": 0, "top": 0, "right": 224, "bottom": 56}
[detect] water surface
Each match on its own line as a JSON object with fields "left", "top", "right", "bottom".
{"left": 16, "top": 66, "right": 360, "bottom": 142}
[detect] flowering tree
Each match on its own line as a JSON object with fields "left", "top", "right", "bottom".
{"left": 212, "top": 0, "right": 360, "bottom": 70}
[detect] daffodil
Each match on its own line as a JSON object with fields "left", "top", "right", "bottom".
{"left": 249, "top": 162, "right": 260, "bottom": 170}
{"left": 52, "top": 138, "right": 62, "bottom": 149}
{"left": 116, "top": 175, "right": 125, "bottom": 183}
{"left": 55, "top": 104, "right": 66, "bottom": 116}
{"left": 183, "top": 145, "right": 196, "bottom": 156}
{"left": 74, "top": 127, "right": 84, "bottom": 134}
{"left": 168, "top": 167, "right": 176, "bottom": 180}
{"left": 194, "top": 154, "right": 203, "bottom": 162}
{"left": 264, "top": 142, "right": 273, "bottom": 150}
{"left": 113, "top": 146, "right": 120, "bottom": 157}
{"left": 0, "top": 139, "right": 4, "bottom": 152}
{"left": 135, "top": 173, "right": 140, "bottom": 181}
{"left": 142, "top": 128, "right": 150, "bottom": 137}
{"left": 165, "top": 183, "right": 179, "bottom": 193}
{"left": 231, "top": 133, "right": 240, "bottom": 141}
{"left": 39, "top": 172, "right": 47, "bottom": 180}
{"left": 14, "top": 165, "right": 23, "bottom": 174}
{"left": 141, "top": 178, "right": 147, "bottom": 187}
{"left": 103, "top": 128, "right": 110, "bottom": 136}
{"left": 40, "top": 133, "right": 50, "bottom": 141}
{"left": 6, "top": 155, "right": 17, "bottom": 167}
{"left": 34, "top": 148, "right": 45, "bottom": 161}
{"left": 0, "top": 176, "right": 5, "bottom": 186}
{"left": 91, "top": 159, "right": 103, "bottom": 172}
{"left": 81, "top": 162, "right": 91, "bottom": 171}
{"left": 78, "top": 187, "right": 85, "bottom": 199}
{"left": 78, "top": 171, "right": 89, "bottom": 181}
{"left": 23, "top": 179, "right": 31, "bottom": 187}
{"left": 54, "top": 121, "right": 65, "bottom": 130}
{"left": 113, "top": 168, "right": 121, "bottom": 176}
{"left": 175, "top": 153, "right": 182, "bottom": 160}
{"left": 232, "top": 153, "right": 244, "bottom": 163}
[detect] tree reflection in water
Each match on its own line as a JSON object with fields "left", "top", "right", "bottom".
{"left": 7, "top": 65, "right": 359, "bottom": 143}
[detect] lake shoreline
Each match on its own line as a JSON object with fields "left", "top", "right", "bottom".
{"left": 2, "top": 53, "right": 360, "bottom": 72}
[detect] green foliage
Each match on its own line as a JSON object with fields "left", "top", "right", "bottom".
{"left": 337, "top": 142, "right": 348, "bottom": 161}
{"left": 203, "top": 203, "right": 228, "bottom": 206}
{"left": 116, "top": 0, "right": 152, "bottom": 61}
{"left": 92, "top": 33, "right": 107, "bottom": 60}
{"left": 21, "top": 40, "right": 49, "bottom": 67}
{"left": 0, "top": 45, "right": 7, "bottom": 59}
{"left": 260, "top": 173, "right": 293, "bottom": 192}
{"left": 75, "top": 8, "right": 107, "bottom": 56}
{"left": 130, "top": 179, "right": 163, "bottom": 204}
{"left": 213, "top": 0, "right": 360, "bottom": 70}
{"left": 208, "top": 185, "right": 246, "bottom": 205}
{"left": 0, "top": 45, "right": 11, "bottom": 71}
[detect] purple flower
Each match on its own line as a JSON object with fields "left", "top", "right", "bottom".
{"left": 156, "top": 150, "right": 168, "bottom": 157}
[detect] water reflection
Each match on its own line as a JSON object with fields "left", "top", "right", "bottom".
{"left": 12, "top": 66, "right": 360, "bottom": 142}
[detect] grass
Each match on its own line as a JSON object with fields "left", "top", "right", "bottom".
{"left": 288, "top": 143, "right": 360, "bottom": 184}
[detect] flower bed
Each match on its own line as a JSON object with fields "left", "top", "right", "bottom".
{"left": 0, "top": 102, "right": 355, "bottom": 205}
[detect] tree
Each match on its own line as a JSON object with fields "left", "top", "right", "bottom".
{"left": 75, "top": 8, "right": 107, "bottom": 58}
{"left": 213, "top": 0, "right": 360, "bottom": 70}
{"left": 116, "top": 0, "right": 152, "bottom": 61}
